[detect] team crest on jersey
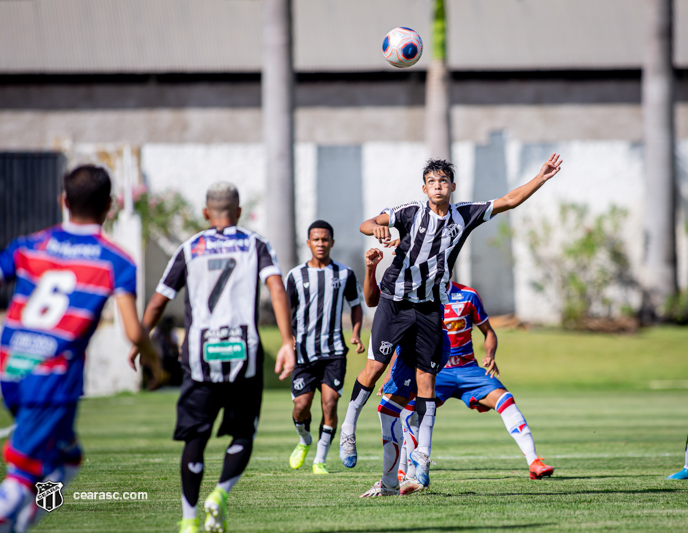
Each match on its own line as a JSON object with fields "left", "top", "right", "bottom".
{"left": 35, "top": 480, "right": 64, "bottom": 513}
{"left": 293, "top": 378, "right": 305, "bottom": 391}
{"left": 331, "top": 278, "right": 342, "bottom": 289}
{"left": 444, "top": 224, "right": 461, "bottom": 239}
{"left": 379, "top": 341, "right": 394, "bottom": 356}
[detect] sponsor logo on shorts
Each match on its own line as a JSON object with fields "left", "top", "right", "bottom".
{"left": 379, "top": 341, "right": 394, "bottom": 356}
{"left": 404, "top": 379, "right": 411, "bottom": 386}
{"left": 36, "top": 480, "right": 64, "bottom": 513}
{"left": 334, "top": 379, "right": 341, "bottom": 386}
{"left": 430, "top": 361, "right": 437, "bottom": 368}
{"left": 293, "top": 377, "right": 305, "bottom": 390}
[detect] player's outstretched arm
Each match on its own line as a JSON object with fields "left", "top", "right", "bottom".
{"left": 492, "top": 153, "right": 563, "bottom": 216}
{"left": 360, "top": 213, "right": 393, "bottom": 246}
{"left": 116, "top": 293, "right": 163, "bottom": 385}
{"left": 350, "top": 305, "right": 365, "bottom": 354}
{"left": 477, "top": 319, "right": 499, "bottom": 378}
{"left": 363, "top": 248, "right": 383, "bottom": 307}
{"left": 266, "top": 274, "right": 296, "bottom": 381}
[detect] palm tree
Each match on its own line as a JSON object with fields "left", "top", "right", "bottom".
{"left": 262, "top": 0, "right": 298, "bottom": 271}
{"left": 642, "top": 0, "right": 677, "bottom": 319}
{"left": 425, "top": 0, "right": 451, "bottom": 162}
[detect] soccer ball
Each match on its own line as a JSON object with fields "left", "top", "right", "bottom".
{"left": 382, "top": 27, "right": 423, "bottom": 68}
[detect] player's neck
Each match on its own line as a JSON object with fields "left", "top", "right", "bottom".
{"left": 208, "top": 217, "right": 236, "bottom": 231}
{"left": 427, "top": 198, "right": 451, "bottom": 217}
{"left": 68, "top": 215, "right": 103, "bottom": 226}
{"left": 308, "top": 256, "right": 331, "bottom": 269}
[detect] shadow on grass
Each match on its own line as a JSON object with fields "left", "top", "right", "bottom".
{"left": 428, "top": 487, "right": 684, "bottom": 498}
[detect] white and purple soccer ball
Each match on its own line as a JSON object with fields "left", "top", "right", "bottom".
{"left": 382, "top": 27, "right": 423, "bottom": 68}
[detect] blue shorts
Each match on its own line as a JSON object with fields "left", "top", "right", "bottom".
{"left": 435, "top": 363, "right": 506, "bottom": 412}
{"left": 382, "top": 331, "right": 451, "bottom": 399}
{"left": 3, "top": 401, "right": 82, "bottom": 485}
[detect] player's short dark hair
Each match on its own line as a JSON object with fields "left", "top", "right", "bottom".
{"left": 308, "top": 220, "right": 334, "bottom": 239}
{"left": 422, "top": 158, "right": 455, "bottom": 183}
{"left": 63, "top": 165, "right": 112, "bottom": 220}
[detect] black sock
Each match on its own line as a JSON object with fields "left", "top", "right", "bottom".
{"left": 219, "top": 438, "right": 253, "bottom": 488}
{"left": 181, "top": 436, "right": 209, "bottom": 506}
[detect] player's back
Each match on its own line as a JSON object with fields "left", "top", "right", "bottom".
{"left": 443, "top": 282, "right": 488, "bottom": 369}
{"left": 0, "top": 222, "right": 136, "bottom": 404}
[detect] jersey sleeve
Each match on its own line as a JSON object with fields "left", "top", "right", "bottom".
{"left": 381, "top": 202, "right": 420, "bottom": 232}
{"left": 456, "top": 201, "right": 495, "bottom": 232}
{"left": 344, "top": 270, "right": 363, "bottom": 307}
{"left": 256, "top": 238, "right": 282, "bottom": 283}
{"left": 470, "top": 292, "right": 489, "bottom": 326}
{"left": 113, "top": 257, "right": 137, "bottom": 296}
{"left": 0, "top": 238, "right": 21, "bottom": 283}
{"left": 156, "top": 245, "right": 187, "bottom": 299}
{"left": 285, "top": 271, "right": 299, "bottom": 311}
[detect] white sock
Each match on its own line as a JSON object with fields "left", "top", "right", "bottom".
{"left": 293, "top": 418, "right": 312, "bottom": 446}
{"left": 378, "top": 397, "right": 404, "bottom": 488}
{"left": 402, "top": 407, "right": 418, "bottom": 478}
{"left": 398, "top": 441, "right": 407, "bottom": 478}
{"left": 496, "top": 392, "right": 537, "bottom": 465}
{"left": 416, "top": 398, "right": 436, "bottom": 457}
{"left": 313, "top": 425, "right": 335, "bottom": 464}
{"left": 181, "top": 494, "right": 196, "bottom": 520}
{"left": 683, "top": 436, "right": 688, "bottom": 469}
{"left": 0, "top": 478, "right": 33, "bottom": 531}
{"left": 341, "top": 381, "right": 373, "bottom": 436}
{"left": 217, "top": 474, "right": 242, "bottom": 494}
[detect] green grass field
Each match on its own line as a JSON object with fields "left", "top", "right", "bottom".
{"left": 2, "top": 326, "right": 687, "bottom": 532}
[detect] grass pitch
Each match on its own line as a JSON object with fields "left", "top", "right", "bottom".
{"left": 1, "top": 326, "right": 687, "bottom": 532}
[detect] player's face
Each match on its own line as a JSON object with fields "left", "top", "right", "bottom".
{"left": 307, "top": 228, "right": 333, "bottom": 260}
{"left": 422, "top": 171, "right": 455, "bottom": 205}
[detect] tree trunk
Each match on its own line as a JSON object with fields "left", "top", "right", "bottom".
{"left": 642, "top": 0, "right": 677, "bottom": 319}
{"left": 262, "top": 0, "right": 297, "bottom": 272}
{"left": 425, "top": 0, "right": 451, "bottom": 162}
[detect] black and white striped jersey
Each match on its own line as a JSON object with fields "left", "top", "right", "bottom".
{"left": 285, "top": 261, "right": 362, "bottom": 364}
{"left": 379, "top": 200, "right": 494, "bottom": 304}
{"left": 155, "top": 226, "right": 282, "bottom": 383}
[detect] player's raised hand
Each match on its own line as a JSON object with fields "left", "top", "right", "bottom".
{"left": 350, "top": 334, "right": 365, "bottom": 354}
{"left": 482, "top": 354, "right": 500, "bottom": 379}
{"left": 365, "top": 248, "right": 383, "bottom": 267}
{"left": 275, "top": 342, "right": 296, "bottom": 381}
{"left": 538, "top": 153, "right": 563, "bottom": 182}
{"left": 372, "top": 224, "right": 391, "bottom": 245}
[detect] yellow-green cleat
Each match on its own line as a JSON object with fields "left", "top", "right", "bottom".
{"left": 289, "top": 443, "right": 310, "bottom": 469}
{"left": 312, "top": 462, "right": 329, "bottom": 475}
{"left": 178, "top": 518, "right": 199, "bottom": 533}
{"left": 203, "top": 487, "right": 228, "bottom": 533}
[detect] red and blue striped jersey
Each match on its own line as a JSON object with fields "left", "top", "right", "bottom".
{"left": 443, "top": 282, "right": 488, "bottom": 369}
{"left": 0, "top": 222, "right": 136, "bottom": 403}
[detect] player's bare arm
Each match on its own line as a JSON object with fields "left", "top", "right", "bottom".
{"left": 492, "top": 153, "right": 563, "bottom": 216}
{"left": 477, "top": 319, "right": 499, "bottom": 378}
{"left": 360, "top": 213, "right": 393, "bottom": 246}
{"left": 117, "top": 293, "right": 163, "bottom": 384}
{"left": 350, "top": 304, "right": 365, "bottom": 354}
{"left": 266, "top": 274, "right": 296, "bottom": 380}
{"left": 127, "top": 292, "right": 169, "bottom": 371}
{"left": 363, "top": 248, "right": 383, "bottom": 307}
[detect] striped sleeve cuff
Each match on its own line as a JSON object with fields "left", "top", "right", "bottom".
{"left": 484, "top": 200, "right": 495, "bottom": 221}
{"left": 347, "top": 297, "right": 361, "bottom": 307}
{"left": 260, "top": 265, "right": 283, "bottom": 284}
{"left": 381, "top": 207, "right": 395, "bottom": 228}
{"left": 156, "top": 282, "right": 177, "bottom": 300}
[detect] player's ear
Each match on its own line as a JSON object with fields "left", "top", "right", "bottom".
{"left": 421, "top": 182, "right": 428, "bottom": 195}
{"left": 236, "top": 206, "right": 242, "bottom": 221}
{"left": 451, "top": 182, "right": 456, "bottom": 193}
{"left": 330, "top": 238, "right": 335, "bottom": 248}
{"left": 202, "top": 207, "right": 210, "bottom": 221}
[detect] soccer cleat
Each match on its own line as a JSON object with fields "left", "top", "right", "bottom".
{"left": 289, "top": 443, "right": 310, "bottom": 469}
{"left": 400, "top": 477, "right": 427, "bottom": 495}
{"left": 410, "top": 450, "right": 432, "bottom": 488}
{"left": 359, "top": 480, "right": 400, "bottom": 498}
{"left": 666, "top": 468, "right": 688, "bottom": 480}
{"left": 178, "top": 518, "right": 200, "bottom": 533}
{"left": 203, "top": 487, "right": 228, "bottom": 533}
{"left": 312, "top": 462, "right": 329, "bottom": 475}
{"left": 529, "top": 457, "right": 555, "bottom": 480}
{"left": 339, "top": 433, "right": 357, "bottom": 468}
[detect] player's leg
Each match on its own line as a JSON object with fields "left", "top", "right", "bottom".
{"left": 340, "top": 299, "right": 412, "bottom": 468}
{"left": 478, "top": 386, "right": 553, "bottom": 479}
{"left": 666, "top": 434, "right": 688, "bottom": 479}
{"left": 174, "top": 376, "right": 221, "bottom": 532}
{"left": 313, "top": 359, "right": 345, "bottom": 474}
{"left": 290, "top": 371, "right": 315, "bottom": 470}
